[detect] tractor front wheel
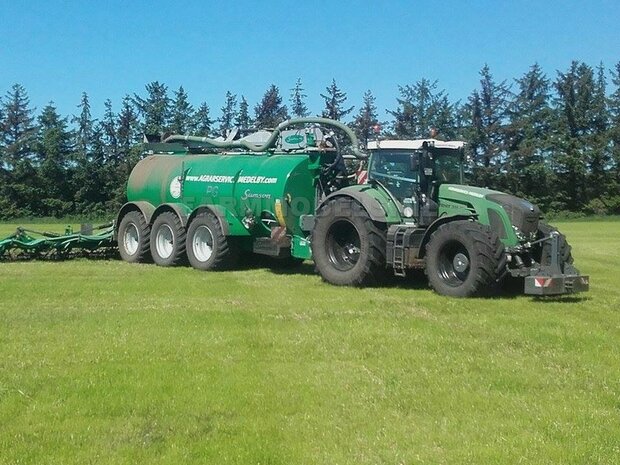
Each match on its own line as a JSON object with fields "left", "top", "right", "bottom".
{"left": 425, "top": 220, "right": 505, "bottom": 297}
{"left": 312, "top": 198, "right": 386, "bottom": 286}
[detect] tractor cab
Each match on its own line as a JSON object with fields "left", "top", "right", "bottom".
{"left": 367, "top": 139, "right": 465, "bottom": 226}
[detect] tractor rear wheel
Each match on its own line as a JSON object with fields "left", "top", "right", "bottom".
{"left": 186, "top": 211, "right": 238, "bottom": 271}
{"left": 150, "top": 212, "right": 186, "bottom": 266}
{"left": 425, "top": 220, "right": 505, "bottom": 297}
{"left": 118, "top": 210, "right": 151, "bottom": 263}
{"left": 312, "top": 197, "right": 386, "bottom": 286}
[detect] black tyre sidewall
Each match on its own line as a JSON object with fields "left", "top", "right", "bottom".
{"left": 426, "top": 221, "right": 501, "bottom": 297}
{"left": 150, "top": 212, "right": 186, "bottom": 267}
{"left": 118, "top": 211, "right": 150, "bottom": 263}
{"left": 312, "top": 199, "right": 385, "bottom": 286}
{"left": 186, "top": 212, "right": 236, "bottom": 271}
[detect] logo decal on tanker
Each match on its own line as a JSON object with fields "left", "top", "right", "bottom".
{"left": 184, "top": 174, "right": 278, "bottom": 184}
{"left": 241, "top": 189, "right": 272, "bottom": 201}
{"left": 169, "top": 176, "right": 182, "bottom": 199}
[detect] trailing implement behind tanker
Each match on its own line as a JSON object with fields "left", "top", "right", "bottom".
{"left": 115, "top": 117, "right": 588, "bottom": 297}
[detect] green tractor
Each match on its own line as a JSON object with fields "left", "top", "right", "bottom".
{"left": 314, "top": 138, "right": 588, "bottom": 296}
{"left": 115, "top": 117, "right": 588, "bottom": 297}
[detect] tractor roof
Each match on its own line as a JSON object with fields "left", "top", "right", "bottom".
{"left": 367, "top": 139, "right": 465, "bottom": 150}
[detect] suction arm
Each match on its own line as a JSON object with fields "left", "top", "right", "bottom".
{"left": 163, "top": 117, "right": 368, "bottom": 159}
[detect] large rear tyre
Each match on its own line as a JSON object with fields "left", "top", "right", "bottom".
{"left": 186, "top": 211, "right": 238, "bottom": 271}
{"left": 311, "top": 198, "right": 386, "bottom": 286}
{"left": 425, "top": 220, "right": 505, "bottom": 297}
{"left": 150, "top": 212, "right": 186, "bottom": 267}
{"left": 118, "top": 210, "right": 151, "bottom": 263}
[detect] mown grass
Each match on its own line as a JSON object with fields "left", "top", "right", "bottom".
{"left": 0, "top": 220, "right": 618, "bottom": 464}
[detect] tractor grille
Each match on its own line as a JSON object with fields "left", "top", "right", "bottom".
{"left": 486, "top": 194, "right": 540, "bottom": 236}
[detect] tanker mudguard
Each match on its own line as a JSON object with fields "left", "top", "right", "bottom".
{"left": 115, "top": 201, "right": 156, "bottom": 239}
{"left": 152, "top": 203, "right": 193, "bottom": 226}
{"left": 320, "top": 190, "right": 389, "bottom": 223}
{"left": 187, "top": 204, "right": 250, "bottom": 236}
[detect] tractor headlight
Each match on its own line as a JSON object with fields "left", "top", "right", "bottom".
{"left": 403, "top": 206, "right": 414, "bottom": 218}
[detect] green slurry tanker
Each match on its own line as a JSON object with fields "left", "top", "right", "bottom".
{"left": 114, "top": 117, "right": 588, "bottom": 297}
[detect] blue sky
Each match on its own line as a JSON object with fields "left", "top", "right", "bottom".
{"left": 1, "top": 0, "right": 618, "bottom": 123}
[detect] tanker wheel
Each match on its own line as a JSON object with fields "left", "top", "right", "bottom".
{"left": 186, "top": 211, "right": 238, "bottom": 271}
{"left": 118, "top": 210, "right": 151, "bottom": 263}
{"left": 150, "top": 211, "right": 186, "bottom": 266}
{"left": 425, "top": 220, "right": 505, "bottom": 297}
{"left": 312, "top": 197, "right": 386, "bottom": 286}
{"left": 536, "top": 222, "right": 573, "bottom": 271}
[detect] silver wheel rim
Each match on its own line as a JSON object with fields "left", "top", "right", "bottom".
{"left": 123, "top": 223, "right": 139, "bottom": 255}
{"left": 156, "top": 224, "right": 174, "bottom": 259}
{"left": 193, "top": 225, "right": 213, "bottom": 262}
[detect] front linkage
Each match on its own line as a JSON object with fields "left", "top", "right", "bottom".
{"left": 524, "top": 231, "right": 589, "bottom": 296}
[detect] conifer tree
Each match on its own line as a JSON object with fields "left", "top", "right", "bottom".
{"left": 219, "top": 91, "right": 238, "bottom": 136}
{"left": 254, "top": 85, "right": 288, "bottom": 129}
{"left": 321, "top": 79, "right": 353, "bottom": 121}
{"left": 235, "top": 96, "right": 252, "bottom": 129}
{"left": 194, "top": 102, "right": 214, "bottom": 136}
{"left": 290, "top": 78, "right": 309, "bottom": 118}
{"left": 504, "top": 64, "right": 554, "bottom": 208}
{"left": 133, "top": 81, "right": 170, "bottom": 135}
{"left": 170, "top": 86, "right": 194, "bottom": 134}
{"left": 388, "top": 79, "right": 456, "bottom": 139}
{"left": 36, "top": 102, "right": 74, "bottom": 216}
{"left": 352, "top": 90, "right": 379, "bottom": 147}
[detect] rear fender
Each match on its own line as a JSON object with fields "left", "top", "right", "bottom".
{"left": 320, "top": 190, "right": 393, "bottom": 223}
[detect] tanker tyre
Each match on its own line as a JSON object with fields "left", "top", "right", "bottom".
{"left": 186, "top": 212, "right": 238, "bottom": 271}
{"left": 425, "top": 220, "right": 505, "bottom": 297}
{"left": 118, "top": 210, "right": 151, "bottom": 264}
{"left": 150, "top": 211, "right": 186, "bottom": 267}
{"left": 312, "top": 198, "right": 386, "bottom": 287}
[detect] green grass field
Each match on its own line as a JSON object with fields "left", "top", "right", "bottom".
{"left": 1, "top": 221, "right": 618, "bottom": 464}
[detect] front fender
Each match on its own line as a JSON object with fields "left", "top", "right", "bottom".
{"left": 417, "top": 214, "right": 477, "bottom": 258}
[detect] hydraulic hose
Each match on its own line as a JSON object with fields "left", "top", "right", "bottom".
{"left": 163, "top": 117, "right": 368, "bottom": 159}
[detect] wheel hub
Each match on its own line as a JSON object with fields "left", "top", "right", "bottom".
{"left": 123, "top": 224, "right": 139, "bottom": 255}
{"left": 155, "top": 224, "right": 174, "bottom": 259}
{"left": 192, "top": 225, "right": 213, "bottom": 262}
{"left": 453, "top": 252, "right": 470, "bottom": 273}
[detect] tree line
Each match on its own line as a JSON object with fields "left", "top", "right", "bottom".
{"left": 1, "top": 61, "right": 619, "bottom": 220}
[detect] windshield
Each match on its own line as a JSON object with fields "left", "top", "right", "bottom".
{"left": 368, "top": 150, "right": 419, "bottom": 201}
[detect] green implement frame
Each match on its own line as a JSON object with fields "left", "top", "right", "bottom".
{"left": 0, "top": 223, "right": 116, "bottom": 259}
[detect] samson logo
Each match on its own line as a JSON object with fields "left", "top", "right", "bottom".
{"left": 241, "top": 189, "right": 271, "bottom": 201}
{"left": 284, "top": 134, "right": 304, "bottom": 144}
